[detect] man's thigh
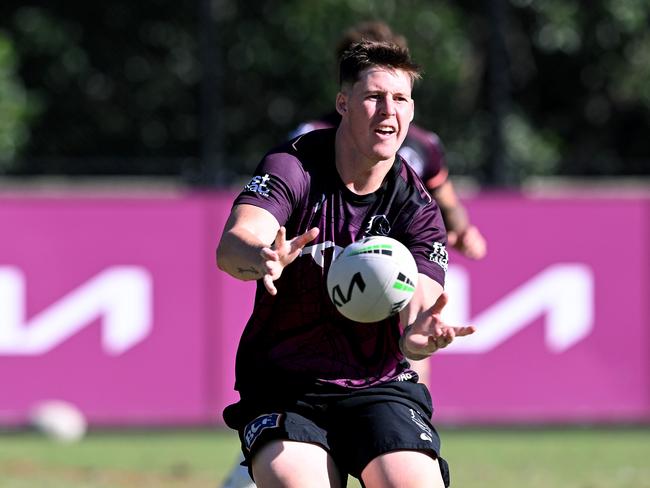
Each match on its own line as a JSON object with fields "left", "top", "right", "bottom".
{"left": 233, "top": 408, "right": 348, "bottom": 487}
{"left": 361, "top": 450, "right": 444, "bottom": 488}
{"left": 331, "top": 381, "right": 443, "bottom": 479}
{"left": 253, "top": 440, "right": 343, "bottom": 488}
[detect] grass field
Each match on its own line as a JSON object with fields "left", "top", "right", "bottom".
{"left": 1, "top": 426, "right": 650, "bottom": 487}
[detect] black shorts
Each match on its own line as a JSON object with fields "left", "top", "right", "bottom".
{"left": 223, "top": 380, "right": 450, "bottom": 486}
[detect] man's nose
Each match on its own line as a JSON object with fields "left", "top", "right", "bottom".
{"left": 380, "top": 96, "right": 396, "bottom": 116}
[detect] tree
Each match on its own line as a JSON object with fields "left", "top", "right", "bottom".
{"left": 0, "top": 29, "right": 38, "bottom": 171}
{"left": 0, "top": 0, "right": 649, "bottom": 184}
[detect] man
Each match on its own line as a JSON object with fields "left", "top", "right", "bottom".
{"left": 217, "top": 41, "right": 474, "bottom": 488}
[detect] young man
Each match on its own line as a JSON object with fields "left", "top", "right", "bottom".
{"left": 217, "top": 41, "right": 475, "bottom": 488}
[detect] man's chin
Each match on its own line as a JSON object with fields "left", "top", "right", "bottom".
{"left": 370, "top": 143, "right": 399, "bottom": 161}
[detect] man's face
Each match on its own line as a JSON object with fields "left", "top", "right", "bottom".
{"left": 337, "top": 66, "right": 414, "bottom": 163}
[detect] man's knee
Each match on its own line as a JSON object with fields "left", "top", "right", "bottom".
{"left": 252, "top": 440, "right": 342, "bottom": 488}
{"left": 362, "top": 450, "right": 446, "bottom": 488}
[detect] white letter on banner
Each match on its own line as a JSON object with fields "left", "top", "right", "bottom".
{"left": 0, "top": 266, "right": 152, "bottom": 356}
{"left": 441, "top": 263, "right": 594, "bottom": 353}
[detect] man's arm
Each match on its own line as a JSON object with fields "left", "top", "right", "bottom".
{"left": 216, "top": 204, "right": 319, "bottom": 295}
{"left": 431, "top": 180, "right": 487, "bottom": 260}
{"left": 217, "top": 204, "right": 280, "bottom": 281}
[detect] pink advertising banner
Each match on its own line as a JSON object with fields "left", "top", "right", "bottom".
{"left": 430, "top": 196, "right": 650, "bottom": 423}
{"left": 0, "top": 193, "right": 219, "bottom": 424}
{"left": 1, "top": 190, "right": 648, "bottom": 425}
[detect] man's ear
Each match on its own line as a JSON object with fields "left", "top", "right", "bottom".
{"left": 335, "top": 92, "right": 347, "bottom": 115}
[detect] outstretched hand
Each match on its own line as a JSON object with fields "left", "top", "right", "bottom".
{"left": 402, "top": 292, "right": 475, "bottom": 359}
{"left": 260, "top": 226, "right": 320, "bottom": 295}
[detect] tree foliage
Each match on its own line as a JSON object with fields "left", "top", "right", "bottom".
{"left": 0, "top": 29, "right": 38, "bottom": 168}
{"left": 0, "top": 0, "right": 649, "bottom": 184}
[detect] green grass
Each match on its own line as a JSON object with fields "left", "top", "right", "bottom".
{"left": 1, "top": 427, "right": 649, "bottom": 487}
{"left": 442, "top": 427, "right": 650, "bottom": 488}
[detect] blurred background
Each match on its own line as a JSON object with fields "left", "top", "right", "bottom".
{"left": 1, "top": 1, "right": 649, "bottom": 487}
{"left": 1, "top": 0, "right": 649, "bottom": 185}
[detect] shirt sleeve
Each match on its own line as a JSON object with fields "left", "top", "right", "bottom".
{"left": 403, "top": 200, "right": 449, "bottom": 287}
{"left": 233, "top": 151, "right": 308, "bottom": 226}
{"left": 400, "top": 126, "right": 449, "bottom": 192}
{"left": 420, "top": 132, "right": 449, "bottom": 191}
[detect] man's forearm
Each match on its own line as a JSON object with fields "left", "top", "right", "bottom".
{"left": 216, "top": 230, "right": 268, "bottom": 281}
{"left": 439, "top": 202, "right": 469, "bottom": 235}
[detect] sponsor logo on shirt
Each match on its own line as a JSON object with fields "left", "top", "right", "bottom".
{"left": 243, "top": 174, "right": 271, "bottom": 197}
{"left": 429, "top": 242, "right": 448, "bottom": 272}
{"left": 396, "top": 371, "right": 414, "bottom": 381}
{"left": 244, "top": 413, "right": 282, "bottom": 452}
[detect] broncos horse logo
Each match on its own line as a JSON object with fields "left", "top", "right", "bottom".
{"left": 365, "top": 215, "right": 391, "bottom": 236}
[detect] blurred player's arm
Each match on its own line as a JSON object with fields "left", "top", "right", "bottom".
{"left": 216, "top": 204, "right": 319, "bottom": 295}
{"left": 431, "top": 180, "right": 487, "bottom": 260}
{"left": 399, "top": 274, "right": 475, "bottom": 360}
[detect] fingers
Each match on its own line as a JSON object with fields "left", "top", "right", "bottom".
{"left": 262, "top": 227, "right": 319, "bottom": 296}
{"left": 273, "top": 226, "right": 288, "bottom": 249}
{"left": 455, "top": 325, "right": 476, "bottom": 337}
{"left": 430, "top": 327, "right": 455, "bottom": 349}
{"left": 429, "top": 292, "right": 449, "bottom": 315}
{"left": 263, "top": 274, "right": 277, "bottom": 296}
{"left": 449, "top": 225, "right": 485, "bottom": 258}
{"left": 427, "top": 324, "right": 475, "bottom": 351}
{"left": 260, "top": 246, "right": 280, "bottom": 295}
{"left": 292, "top": 227, "right": 320, "bottom": 251}
{"left": 458, "top": 226, "right": 487, "bottom": 260}
{"left": 260, "top": 247, "right": 279, "bottom": 262}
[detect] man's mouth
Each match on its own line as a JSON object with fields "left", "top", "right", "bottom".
{"left": 374, "top": 126, "right": 396, "bottom": 136}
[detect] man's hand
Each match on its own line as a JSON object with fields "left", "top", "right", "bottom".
{"left": 401, "top": 292, "right": 475, "bottom": 360}
{"left": 447, "top": 225, "right": 487, "bottom": 260}
{"left": 261, "top": 226, "right": 320, "bottom": 295}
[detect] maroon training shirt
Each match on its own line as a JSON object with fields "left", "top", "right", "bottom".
{"left": 230, "top": 128, "right": 449, "bottom": 396}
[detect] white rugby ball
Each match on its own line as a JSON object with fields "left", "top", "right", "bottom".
{"left": 327, "top": 236, "right": 418, "bottom": 323}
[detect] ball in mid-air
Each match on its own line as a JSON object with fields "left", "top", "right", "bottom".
{"left": 327, "top": 236, "right": 418, "bottom": 323}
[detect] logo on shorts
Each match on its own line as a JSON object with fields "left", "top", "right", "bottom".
{"left": 244, "top": 413, "right": 282, "bottom": 452}
{"left": 409, "top": 408, "right": 433, "bottom": 442}
{"left": 429, "top": 242, "right": 448, "bottom": 272}
{"left": 243, "top": 174, "right": 272, "bottom": 197}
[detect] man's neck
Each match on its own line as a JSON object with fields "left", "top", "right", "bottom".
{"left": 335, "top": 129, "right": 394, "bottom": 195}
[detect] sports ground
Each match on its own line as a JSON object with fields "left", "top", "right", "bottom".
{"left": 2, "top": 426, "right": 649, "bottom": 487}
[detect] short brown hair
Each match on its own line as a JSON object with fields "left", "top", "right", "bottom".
{"left": 339, "top": 40, "right": 422, "bottom": 87}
